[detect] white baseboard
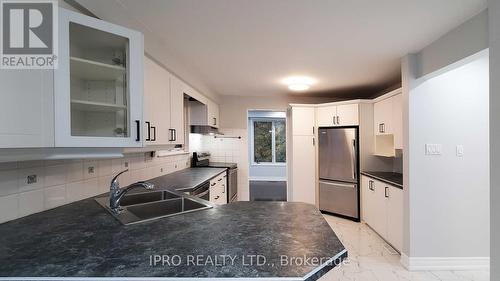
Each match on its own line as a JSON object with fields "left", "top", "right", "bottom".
{"left": 400, "top": 254, "right": 490, "bottom": 271}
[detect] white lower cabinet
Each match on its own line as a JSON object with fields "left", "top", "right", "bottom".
{"left": 291, "top": 135, "right": 316, "bottom": 204}
{"left": 210, "top": 172, "right": 227, "bottom": 205}
{"left": 361, "top": 175, "right": 403, "bottom": 251}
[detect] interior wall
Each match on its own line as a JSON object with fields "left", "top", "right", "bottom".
{"left": 417, "top": 9, "right": 488, "bottom": 78}
{"left": 489, "top": 1, "right": 500, "bottom": 278}
{"left": 409, "top": 53, "right": 489, "bottom": 258}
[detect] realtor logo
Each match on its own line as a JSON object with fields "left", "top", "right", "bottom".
{"left": 1, "top": 0, "right": 58, "bottom": 69}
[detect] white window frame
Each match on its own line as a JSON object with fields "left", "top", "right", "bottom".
{"left": 250, "top": 118, "right": 286, "bottom": 165}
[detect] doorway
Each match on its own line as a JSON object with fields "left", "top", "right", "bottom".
{"left": 247, "top": 110, "right": 287, "bottom": 201}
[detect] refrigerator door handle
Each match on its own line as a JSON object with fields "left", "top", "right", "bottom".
{"left": 319, "top": 180, "right": 356, "bottom": 188}
{"left": 351, "top": 139, "right": 357, "bottom": 180}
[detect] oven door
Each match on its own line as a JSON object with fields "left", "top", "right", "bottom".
{"left": 188, "top": 182, "right": 210, "bottom": 201}
{"left": 228, "top": 168, "right": 238, "bottom": 202}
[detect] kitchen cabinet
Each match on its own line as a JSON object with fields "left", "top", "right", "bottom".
{"left": 169, "top": 75, "right": 185, "bottom": 145}
{"left": 361, "top": 175, "right": 403, "bottom": 252}
{"left": 143, "top": 58, "right": 186, "bottom": 146}
{"left": 207, "top": 100, "right": 220, "bottom": 128}
{"left": 291, "top": 107, "right": 315, "bottom": 135}
{"left": 291, "top": 135, "right": 316, "bottom": 204}
{"left": 55, "top": 8, "right": 144, "bottom": 147}
{"left": 144, "top": 56, "right": 170, "bottom": 145}
{"left": 392, "top": 94, "right": 403, "bottom": 150}
{"left": 289, "top": 106, "right": 316, "bottom": 204}
{"left": 386, "top": 184, "right": 403, "bottom": 251}
{"left": 210, "top": 172, "right": 227, "bottom": 205}
{"left": 373, "top": 90, "right": 403, "bottom": 155}
{"left": 0, "top": 70, "right": 54, "bottom": 148}
{"left": 316, "top": 104, "right": 359, "bottom": 127}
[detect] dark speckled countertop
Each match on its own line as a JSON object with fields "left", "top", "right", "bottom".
{"left": 361, "top": 171, "right": 403, "bottom": 189}
{"left": 0, "top": 168, "right": 346, "bottom": 280}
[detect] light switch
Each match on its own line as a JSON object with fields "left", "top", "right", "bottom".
{"left": 425, "top": 144, "right": 442, "bottom": 155}
{"left": 456, "top": 145, "right": 464, "bottom": 157}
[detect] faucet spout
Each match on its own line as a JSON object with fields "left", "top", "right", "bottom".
{"left": 109, "top": 169, "right": 155, "bottom": 214}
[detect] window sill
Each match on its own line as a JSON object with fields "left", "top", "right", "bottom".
{"left": 251, "top": 163, "right": 286, "bottom": 167}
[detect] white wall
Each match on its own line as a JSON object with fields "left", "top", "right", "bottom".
{"left": 417, "top": 9, "right": 488, "bottom": 78}
{"left": 408, "top": 53, "right": 489, "bottom": 260}
{"left": 489, "top": 1, "right": 500, "bottom": 279}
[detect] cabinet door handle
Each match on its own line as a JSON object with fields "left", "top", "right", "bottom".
{"left": 381, "top": 123, "right": 386, "bottom": 133}
{"left": 333, "top": 116, "right": 336, "bottom": 125}
{"left": 173, "top": 129, "right": 177, "bottom": 141}
{"left": 145, "top": 121, "right": 151, "bottom": 141}
{"left": 313, "top": 138, "right": 315, "bottom": 146}
{"left": 336, "top": 116, "right": 340, "bottom": 125}
{"left": 213, "top": 117, "right": 217, "bottom": 126}
{"left": 385, "top": 186, "right": 389, "bottom": 198}
{"left": 151, "top": 126, "right": 156, "bottom": 141}
{"left": 135, "top": 120, "right": 140, "bottom": 142}
{"left": 312, "top": 126, "right": 314, "bottom": 134}
{"left": 215, "top": 195, "right": 220, "bottom": 200}
{"left": 168, "top": 129, "right": 174, "bottom": 141}
{"left": 211, "top": 182, "right": 216, "bottom": 186}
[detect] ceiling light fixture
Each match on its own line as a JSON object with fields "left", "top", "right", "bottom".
{"left": 282, "top": 76, "right": 316, "bottom": 92}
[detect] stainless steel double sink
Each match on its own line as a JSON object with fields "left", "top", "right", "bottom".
{"left": 95, "top": 190, "right": 212, "bottom": 225}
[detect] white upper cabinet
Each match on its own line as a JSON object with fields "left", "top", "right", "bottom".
{"left": 169, "top": 75, "right": 185, "bottom": 145}
{"left": 55, "top": 9, "right": 144, "bottom": 147}
{"left": 392, "top": 94, "right": 403, "bottom": 150}
{"left": 336, "top": 104, "right": 359, "bottom": 126}
{"left": 316, "top": 105, "right": 337, "bottom": 127}
{"left": 374, "top": 97, "right": 393, "bottom": 135}
{"left": 207, "top": 100, "right": 220, "bottom": 128}
{"left": 0, "top": 70, "right": 54, "bottom": 148}
{"left": 316, "top": 104, "right": 359, "bottom": 127}
{"left": 144, "top": 56, "right": 170, "bottom": 145}
{"left": 373, "top": 90, "right": 403, "bottom": 155}
{"left": 291, "top": 107, "right": 315, "bottom": 135}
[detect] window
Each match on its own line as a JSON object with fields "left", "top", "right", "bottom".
{"left": 251, "top": 118, "right": 286, "bottom": 164}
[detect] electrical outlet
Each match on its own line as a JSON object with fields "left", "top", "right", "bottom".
{"left": 87, "top": 166, "right": 95, "bottom": 174}
{"left": 124, "top": 162, "right": 129, "bottom": 168}
{"left": 27, "top": 174, "right": 37, "bottom": 184}
{"left": 425, "top": 144, "right": 442, "bottom": 155}
{"left": 456, "top": 145, "right": 464, "bottom": 157}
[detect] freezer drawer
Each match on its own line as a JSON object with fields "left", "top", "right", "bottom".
{"left": 319, "top": 180, "right": 359, "bottom": 219}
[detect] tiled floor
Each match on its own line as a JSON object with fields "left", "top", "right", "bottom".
{"left": 319, "top": 215, "right": 490, "bottom": 281}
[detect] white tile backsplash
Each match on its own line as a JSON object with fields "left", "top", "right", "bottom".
{"left": 44, "top": 164, "right": 67, "bottom": 187}
{"left": 19, "top": 190, "right": 44, "bottom": 217}
{"left": 0, "top": 152, "right": 190, "bottom": 224}
{"left": 0, "top": 170, "right": 19, "bottom": 196}
{"left": 18, "top": 167, "right": 44, "bottom": 193}
{"left": 44, "top": 185, "right": 66, "bottom": 209}
{"left": 66, "top": 161, "right": 84, "bottom": 183}
{"left": 0, "top": 194, "right": 19, "bottom": 222}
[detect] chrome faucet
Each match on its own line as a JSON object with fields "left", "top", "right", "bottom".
{"left": 109, "top": 169, "right": 154, "bottom": 214}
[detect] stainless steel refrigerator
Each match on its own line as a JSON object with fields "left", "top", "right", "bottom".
{"left": 318, "top": 127, "right": 359, "bottom": 221}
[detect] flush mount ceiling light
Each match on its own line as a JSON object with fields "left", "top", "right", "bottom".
{"left": 282, "top": 76, "right": 316, "bottom": 92}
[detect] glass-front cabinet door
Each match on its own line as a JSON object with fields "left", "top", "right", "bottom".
{"left": 55, "top": 9, "right": 143, "bottom": 147}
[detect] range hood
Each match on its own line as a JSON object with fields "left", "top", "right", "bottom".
{"left": 190, "top": 125, "right": 221, "bottom": 135}
{"left": 188, "top": 98, "right": 222, "bottom": 135}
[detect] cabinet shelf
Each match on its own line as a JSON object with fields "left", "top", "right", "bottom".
{"left": 70, "top": 57, "right": 125, "bottom": 80}
{"left": 71, "top": 99, "right": 127, "bottom": 112}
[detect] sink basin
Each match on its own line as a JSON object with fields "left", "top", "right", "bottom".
{"left": 95, "top": 190, "right": 212, "bottom": 225}
{"left": 119, "top": 190, "right": 179, "bottom": 206}
{"left": 127, "top": 198, "right": 209, "bottom": 221}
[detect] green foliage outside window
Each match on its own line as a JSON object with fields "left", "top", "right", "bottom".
{"left": 253, "top": 119, "right": 286, "bottom": 163}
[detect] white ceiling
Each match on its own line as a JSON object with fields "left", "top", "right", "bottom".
{"left": 79, "top": 0, "right": 487, "bottom": 98}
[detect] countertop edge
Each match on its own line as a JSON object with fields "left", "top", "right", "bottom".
{"left": 360, "top": 172, "right": 403, "bottom": 189}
